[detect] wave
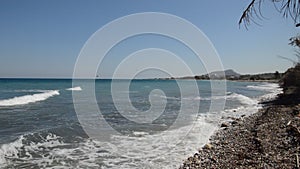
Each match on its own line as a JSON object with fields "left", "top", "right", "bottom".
{"left": 247, "top": 83, "right": 282, "bottom": 102}
{"left": 14, "top": 89, "right": 54, "bottom": 93}
{"left": 0, "top": 110, "right": 221, "bottom": 168}
{"left": 0, "top": 90, "right": 59, "bottom": 106}
{"left": 247, "top": 83, "right": 279, "bottom": 91}
{"left": 0, "top": 133, "right": 113, "bottom": 168}
{"left": 0, "top": 135, "right": 25, "bottom": 166}
{"left": 151, "top": 94, "right": 180, "bottom": 100}
{"left": 66, "top": 86, "right": 82, "bottom": 91}
{"left": 226, "top": 93, "right": 258, "bottom": 105}
{"left": 220, "top": 83, "right": 282, "bottom": 119}
{"left": 184, "top": 93, "right": 257, "bottom": 105}
{"left": 108, "top": 119, "right": 217, "bottom": 168}
{"left": 132, "top": 131, "right": 149, "bottom": 137}
{"left": 183, "top": 84, "right": 280, "bottom": 104}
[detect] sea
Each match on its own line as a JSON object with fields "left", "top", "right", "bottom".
{"left": 0, "top": 79, "right": 282, "bottom": 169}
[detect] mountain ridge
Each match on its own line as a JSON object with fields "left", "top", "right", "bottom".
{"left": 163, "top": 69, "right": 281, "bottom": 81}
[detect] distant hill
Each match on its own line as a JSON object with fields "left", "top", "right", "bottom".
{"left": 193, "top": 69, "right": 240, "bottom": 80}
{"left": 208, "top": 69, "right": 240, "bottom": 79}
{"left": 163, "top": 69, "right": 281, "bottom": 81}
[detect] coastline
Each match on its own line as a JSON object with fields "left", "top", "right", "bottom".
{"left": 229, "top": 79, "right": 279, "bottom": 83}
{"left": 180, "top": 91, "right": 300, "bottom": 168}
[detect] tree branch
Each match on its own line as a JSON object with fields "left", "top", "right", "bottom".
{"left": 239, "top": 0, "right": 300, "bottom": 28}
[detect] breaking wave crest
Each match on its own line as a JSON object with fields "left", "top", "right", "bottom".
{"left": 185, "top": 93, "right": 257, "bottom": 105}
{"left": 0, "top": 122, "right": 217, "bottom": 169}
{"left": 66, "top": 86, "right": 82, "bottom": 91}
{"left": 247, "top": 83, "right": 280, "bottom": 91}
{"left": 226, "top": 93, "right": 258, "bottom": 105}
{"left": 0, "top": 133, "right": 112, "bottom": 168}
{"left": 0, "top": 90, "right": 59, "bottom": 106}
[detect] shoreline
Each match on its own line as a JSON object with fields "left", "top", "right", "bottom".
{"left": 180, "top": 96, "right": 300, "bottom": 168}
{"left": 230, "top": 79, "right": 279, "bottom": 83}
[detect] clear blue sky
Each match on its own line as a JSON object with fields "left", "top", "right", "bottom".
{"left": 0, "top": 0, "right": 298, "bottom": 78}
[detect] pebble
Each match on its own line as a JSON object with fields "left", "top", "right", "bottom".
{"left": 180, "top": 104, "right": 300, "bottom": 169}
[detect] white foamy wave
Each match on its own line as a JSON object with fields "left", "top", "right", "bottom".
{"left": 0, "top": 136, "right": 23, "bottom": 166}
{"left": 226, "top": 93, "right": 258, "bottom": 105}
{"left": 152, "top": 94, "right": 180, "bottom": 100}
{"left": 0, "top": 133, "right": 114, "bottom": 168}
{"left": 193, "top": 93, "right": 257, "bottom": 105}
{"left": 246, "top": 83, "right": 282, "bottom": 102}
{"left": 247, "top": 83, "right": 279, "bottom": 91}
{"left": 0, "top": 117, "right": 219, "bottom": 169}
{"left": 66, "top": 86, "right": 82, "bottom": 91}
{"left": 132, "top": 131, "right": 149, "bottom": 137}
{"left": 259, "top": 88, "right": 283, "bottom": 101}
{"left": 183, "top": 96, "right": 223, "bottom": 101}
{"left": 192, "top": 96, "right": 201, "bottom": 100}
{"left": 14, "top": 89, "right": 54, "bottom": 93}
{"left": 1, "top": 134, "right": 56, "bottom": 167}
{"left": 0, "top": 90, "right": 59, "bottom": 106}
{"left": 181, "top": 96, "right": 200, "bottom": 100}
{"left": 107, "top": 116, "right": 218, "bottom": 169}
{"left": 0, "top": 102, "right": 246, "bottom": 168}
{"left": 185, "top": 84, "right": 280, "bottom": 103}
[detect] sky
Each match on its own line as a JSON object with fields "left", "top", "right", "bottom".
{"left": 0, "top": 0, "right": 298, "bottom": 78}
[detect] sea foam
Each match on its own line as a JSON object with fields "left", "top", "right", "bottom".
{"left": 0, "top": 90, "right": 59, "bottom": 106}
{"left": 66, "top": 86, "right": 82, "bottom": 91}
{"left": 0, "top": 133, "right": 116, "bottom": 168}
{"left": 247, "top": 83, "right": 279, "bottom": 91}
{"left": 226, "top": 93, "right": 258, "bottom": 105}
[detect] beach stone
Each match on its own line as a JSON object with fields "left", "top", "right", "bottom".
{"left": 231, "top": 120, "right": 238, "bottom": 125}
{"left": 193, "top": 153, "right": 199, "bottom": 159}
{"left": 203, "top": 143, "right": 213, "bottom": 150}
{"left": 221, "top": 122, "right": 230, "bottom": 127}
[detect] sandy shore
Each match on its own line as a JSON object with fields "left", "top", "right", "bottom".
{"left": 180, "top": 100, "right": 300, "bottom": 168}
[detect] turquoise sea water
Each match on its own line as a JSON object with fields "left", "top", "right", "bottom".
{"left": 0, "top": 79, "right": 281, "bottom": 168}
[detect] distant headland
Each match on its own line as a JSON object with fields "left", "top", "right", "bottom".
{"left": 160, "top": 69, "right": 282, "bottom": 82}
